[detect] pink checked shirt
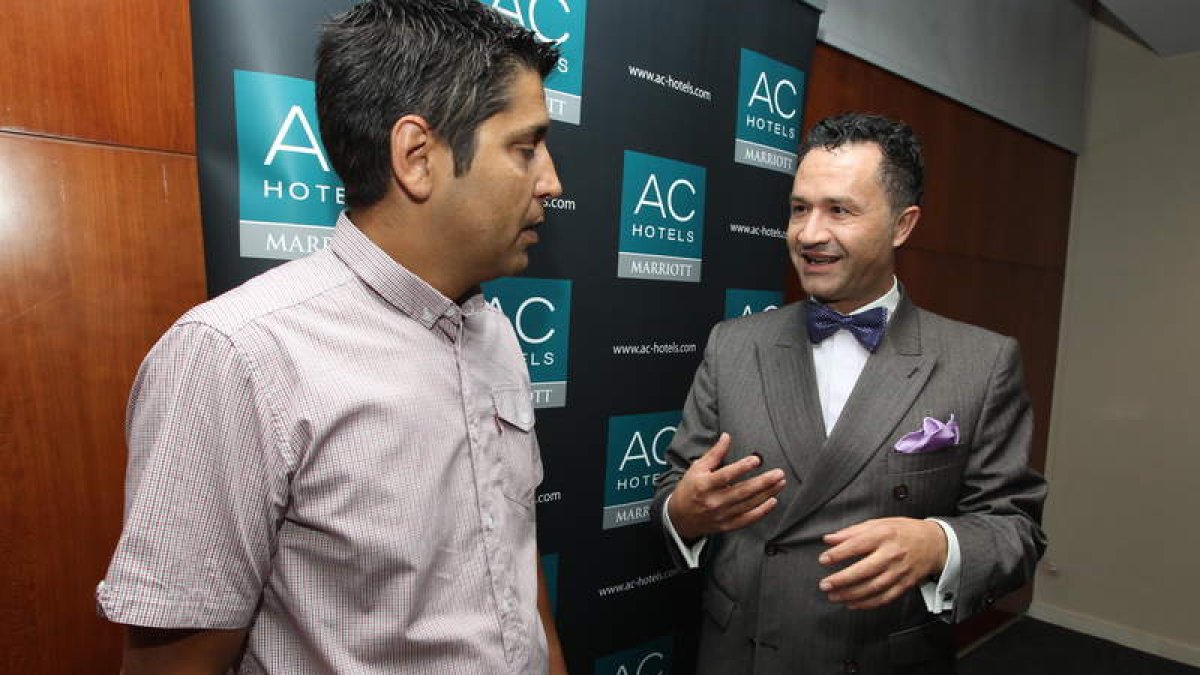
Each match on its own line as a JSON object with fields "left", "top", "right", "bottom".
{"left": 99, "top": 214, "right": 547, "bottom": 674}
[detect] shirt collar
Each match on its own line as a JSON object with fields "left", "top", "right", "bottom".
{"left": 329, "top": 212, "right": 468, "bottom": 332}
{"left": 850, "top": 276, "right": 901, "bottom": 322}
{"left": 811, "top": 277, "right": 901, "bottom": 322}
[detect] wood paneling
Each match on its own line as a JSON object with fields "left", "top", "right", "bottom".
{"left": 796, "top": 43, "right": 1076, "bottom": 648}
{"left": 0, "top": 132, "right": 205, "bottom": 674}
{"left": 0, "top": 1, "right": 195, "bottom": 153}
{"left": 802, "top": 44, "right": 1075, "bottom": 271}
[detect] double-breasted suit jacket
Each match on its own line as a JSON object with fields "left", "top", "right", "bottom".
{"left": 651, "top": 297, "right": 1047, "bottom": 675}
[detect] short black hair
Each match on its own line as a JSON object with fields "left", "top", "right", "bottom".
{"left": 316, "top": 0, "right": 560, "bottom": 208}
{"left": 797, "top": 113, "right": 924, "bottom": 211}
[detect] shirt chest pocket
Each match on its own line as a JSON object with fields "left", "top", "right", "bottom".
{"left": 491, "top": 387, "right": 540, "bottom": 509}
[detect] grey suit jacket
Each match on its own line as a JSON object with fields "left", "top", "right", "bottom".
{"left": 651, "top": 297, "right": 1047, "bottom": 675}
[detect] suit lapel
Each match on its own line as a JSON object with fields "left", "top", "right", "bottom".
{"left": 771, "top": 298, "right": 937, "bottom": 536}
{"left": 757, "top": 304, "right": 826, "bottom": 479}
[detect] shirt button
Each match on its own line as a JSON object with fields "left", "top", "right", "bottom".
{"left": 893, "top": 484, "right": 911, "bottom": 501}
{"left": 843, "top": 659, "right": 859, "bottom": 673}
{"left": 764, "top": 544, "right": 781, "bottom": 556}
{"left": 483, "top": 513, "right": 494, "bottom": 531}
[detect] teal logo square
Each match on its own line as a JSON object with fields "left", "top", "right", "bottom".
{"left": 734, "top": 48, "right": 805, "bottom": 174}
{"left": 594, "top": 635, "right": 674, "bottom": 675}
{"left": 482, "top": 277, "right": 572, "bottom": 408}
{"left": 541, "top": 553, "right": 559, "bottom": 615}
{"left": 617, "top": 151, "right": 706, "bottom": 283}
{"left": 234, "top": 70, "right": 342, "bottom": 259}
{"left": 602, "top": 410, "right": 679, "bottom": 529}
{"left": 482, "top": 0, "right": 587, "bottom": 124}
{"left": 724, "top": 288, "right": 784, "bottom": 319}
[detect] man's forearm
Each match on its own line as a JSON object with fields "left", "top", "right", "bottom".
{"left": 122, "top": 626, "right": 248, "bottom": 675}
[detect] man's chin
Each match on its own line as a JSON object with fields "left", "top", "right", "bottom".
{"left": 504, "top": 252, "right": 531, "bottom": 276}
{"left": 796, "top": 275, "right": 834, "bottom": 301}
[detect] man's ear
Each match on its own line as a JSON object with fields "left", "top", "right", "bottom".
{"left": 892, "top": 205, "right": 920, "bottom": 248}
{"left": 390, "top": 115, "right": 437, "bottom": 201}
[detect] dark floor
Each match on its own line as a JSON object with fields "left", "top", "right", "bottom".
{"left": 958, "top": 617, "right": 1199, "bottom": 675}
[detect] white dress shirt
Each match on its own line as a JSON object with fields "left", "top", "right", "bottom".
{"left": 663, "top": 278, "right": 961, "bottom": 615}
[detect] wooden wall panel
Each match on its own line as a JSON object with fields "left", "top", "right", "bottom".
{"left": 802, "top": 44, "right": 1075, "bottom": 271}
{"left": 0, "top": 1, "right": 195, "bottom": 153}
{"left": 0, "top": 132, "right": 205, "bottom": 674}
{"left": 796, "top": 43, "right": 1076, "bottom": 649}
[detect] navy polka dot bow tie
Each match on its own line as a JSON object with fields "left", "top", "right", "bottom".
{"left": 805, "top": 302, "right": 889, "bottom": 353}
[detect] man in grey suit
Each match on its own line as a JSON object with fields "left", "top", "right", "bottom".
{"left": 652, "top": 113, "right": 1047, "bottom": 674}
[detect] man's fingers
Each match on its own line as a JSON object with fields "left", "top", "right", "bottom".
{"left": 709, "top": 451, "right": 770, "bottom": 487}
{"left": 720, "top": 495, "right": 780, "bottom": 531}
{"left": 693, "top": 432, "right": 732, "bottom": 471}
{"left": 822, "top": 518, "right": 877, "bottom": 546}
{"left": 723, "top": 471, "right": 786, "bottom": 510}
{"left": 819, "top": 550, "right": 890, "bottom": 592}
{"left": 818, "top": 529, "right": 882, "bottom": 566}
{"left": 830, "top": 567, "right": 915, "bottom": 610}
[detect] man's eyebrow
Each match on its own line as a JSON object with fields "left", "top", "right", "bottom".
{"left": 790, "top": 194, "right": 863, "bottom": 208}
{"left": 508, "top": 122, "right": 550, "bottom": 143}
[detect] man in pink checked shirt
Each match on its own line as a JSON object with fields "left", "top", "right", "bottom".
{"left": 98, "top": 1, "right": 568, "bottom": 672}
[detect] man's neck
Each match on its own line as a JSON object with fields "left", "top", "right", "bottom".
{"left": 349, "top": 205, "right": 469, "bottom": 302}
{"left": 813, "top": 277, "right": 900, "bottom": 316}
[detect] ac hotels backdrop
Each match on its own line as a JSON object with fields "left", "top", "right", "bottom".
{"left": 190, "top": 1, "right": 820, "bottom": 670}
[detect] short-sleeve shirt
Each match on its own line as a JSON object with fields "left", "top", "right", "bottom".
{"left": 98, "top": 213, "right": 546, "bottom": 674}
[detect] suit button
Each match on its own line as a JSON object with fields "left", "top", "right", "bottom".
{"left": 893, "top": 484, "right": 910, "bottom": 501}
{"left": 842, "top": 659, "right": 859, "bottom": 673}
{"left": 765, "top": 544, "right": 781, "bottom": 556}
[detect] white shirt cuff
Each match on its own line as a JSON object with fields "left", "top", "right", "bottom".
{"left": 662, "top": 493, "right": 707, "bottom": 568}
{"left": 920, "top": 518, "right": 961, "bottom": 616}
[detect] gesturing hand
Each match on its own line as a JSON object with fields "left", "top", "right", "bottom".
{"left": 667, "top": 433, "right": 786, "bottom": 541}
{"left": 817, "top": 517, "right": 948, "bottom": 610}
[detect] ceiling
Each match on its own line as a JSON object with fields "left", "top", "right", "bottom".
{"left": 1097, "top": 0, "right": 1200, "bottom": 57}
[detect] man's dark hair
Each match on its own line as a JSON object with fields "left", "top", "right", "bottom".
{"left": 797, "top": 113, "right": 924, "bottom": 212}
{"left": 316, "top": 0, "right": 560, "bottom": 208}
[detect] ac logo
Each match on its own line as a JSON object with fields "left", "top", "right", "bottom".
{"left": 724, "top": 288, "right": 784, "bottom": 319}
{"left": 733, "top": 48, "right": 806, "bottom": 175}
{"left": 233, "top": 70, "right": 343, "bottom": 261}
{"left": 482, "top": 277, "right": 572, "bottom": 408}
{"left": 617, "top": 151, "right": 707, "bottom": 283}
{"left": 603, "top": 410, "right": 679, "bottom": 529}
{"left": 594, "top": 635, "right": 673, "bottom": 675}
{"left": 481, "top": 0, "right": 588, "bottom": 124}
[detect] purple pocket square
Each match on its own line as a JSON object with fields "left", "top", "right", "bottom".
{"left": 894, "top": 415, "right": 960, "bottom": 454}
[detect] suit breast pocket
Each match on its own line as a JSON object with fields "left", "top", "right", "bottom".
{"left": 885, "top": 445, "right": 969, "bottom": 516}
{"left": 491, "top": 386, "right": 540, "bottom": 509}
{"left": 886, "top": 443, "right": 968, "bottom": 475}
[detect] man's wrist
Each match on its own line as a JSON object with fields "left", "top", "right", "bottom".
{"left": 926, "top": 519, "right": 949, "bottom": 576}
{"left": 666, "top": 494, "right": 697, "bottom": 542}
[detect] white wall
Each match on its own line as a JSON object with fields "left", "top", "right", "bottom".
{"left": 817, "top": 0, "right": 1090, "bottom": 152}
{"left": 1031, "top": 19, "right": 1200, "bottom": 668}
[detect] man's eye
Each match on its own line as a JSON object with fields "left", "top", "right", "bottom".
{"left": 791, "top": 204, "right": 808, "bottom": 215}
{"left": 517, "top": 146, "right": 536, "bottom": 160}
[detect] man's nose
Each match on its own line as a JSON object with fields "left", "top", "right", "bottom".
{"left": 794, "top": 213, "right": 830, "bottom": 245}
{"left": 537, "top": 149, "right": 563, "bottom": 199}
